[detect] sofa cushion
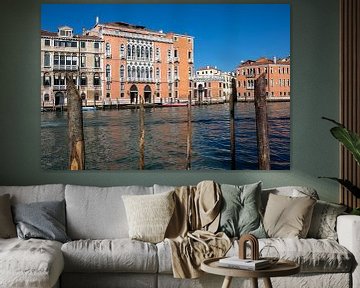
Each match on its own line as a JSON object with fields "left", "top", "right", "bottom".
{"left": 263, "top": 193, "right": 316, "bottom": 238}
{"left": 0, "top": 194, "right": 16, "bottom": 238}
{"left": 307, "top": 200, "right": 347, "bottom": 240}
{"left": 0, "top": 184, "right": 65, "bottom": 204}
{"left": 261, "top": 186, "right": 319, "bottom": 213}
{"left": 226, "top": 238, "right": 354, "bottom": 274}
{"left": 158, "top": 237, "right": 353, "bottom": 274}
{"left": 61, "top": 239, "right": 158, "bottom": 273}
{"left": 122, "top": 191, "right": 175, "bottom": 243}
{"left": 0, "top": 238, "right": 64, "bottom": 288}
{"left": 65, "top": 185, "right": 153, "bottom": 239}
{"left": 218, "top": 182, "right": 266, "bottom": 238}
{"left": 262, "top": 238, "right": 353, "bottom": 273}
{"left": 12, "top": 200, "right": 70, "bottom": 243}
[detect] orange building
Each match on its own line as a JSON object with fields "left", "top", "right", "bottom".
{"left": 88, "top": 21, "right": 194, "bottom": 105}
{"left": 236, "top": 57, "right": 290, "bottom": 101}
{"left": 193, "top": 66, "right": 234, "bottom": 103}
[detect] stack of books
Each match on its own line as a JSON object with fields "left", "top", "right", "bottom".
{"left": 218, "top": 257, "right": 271, "bottom": 270}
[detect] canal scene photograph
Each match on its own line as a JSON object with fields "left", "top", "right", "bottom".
{"left": 41, "top": 4, "right": 290, "bottom": 170}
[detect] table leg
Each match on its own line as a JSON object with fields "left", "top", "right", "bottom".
{"left": 263, "top": 277, "right": 273, "bottom": 288}
{"left": 251, "top": 278, "right": 258, "bottom": 288}
{"left": 221, "top": 276, "right": 233, "bottom": 288}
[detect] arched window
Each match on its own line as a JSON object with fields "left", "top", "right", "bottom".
{"left": 141, "top": 46, "right": 145, "bottom": 60}
{"left": 120, "top": 44, "right": 125, "bottom": 58}
{"left": 149, "top": 47, "right": 153, "bottom": 60}
{"left": 127, "top": 66, "right": 131, "bottom": 80}
{"left": 44, "top": 52, "right": 50, "bottom": 67}
{"left": 149, "top": 67, "right": 153, "bottom": 79}
{"left": 120, "top": 65, "right": 125, "bottom": 80}
{"left": 106, "top": 43, "right": 111, "bottom": 58}
{"left": 132, "top": 46, "right": 135, "bottom": 59}
{"left": 145, "top": 67, "right": 149, "bottom": 79}
{"left": 127, "top": 44, "right": 131, "bottom": 58}
{"left": 136, "top": 46, "right": 140, "bottom": 59}
{"left": 155, "top": 47, "right": 160, "bottom": 61}
{"left": 156, "top": 67, "right": 160, "bottom": 80}
{"left": 141, "top": 67, "right": 145, "bottom": 79}
{"left": 43, "top": 93, "right": 50, "bottom": 102}
{"left": 93, "top": 73, "right": 100, "bottom": 86}
{"left": 43, "top": 73, "right": 51, "bottom": 86}
{"left": 80, "top": 73, "right": 87, "bottom": 86}
{"left": 145, "top": 47, "right": 149, "bottom": 60}
{"left": 174, "top": 67, "right": 178, "bottom": 79}
{"left": 81, "top": 92, "right": 86, "bottom": 100}
{"left": 132, "top": 66, "right": 136, "bottom": 79}
{"left": 168, "top": 68, "right": 172, "bottom": 81}
{"left": 106, "top": 64, "right": 111, "bottom": 81}
{"left": 137, "top": 66, "right": 141, "bottom": 79}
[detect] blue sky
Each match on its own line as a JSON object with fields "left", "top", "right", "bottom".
{"left": 41, "top": 4, "right": 290, "bottom": 72}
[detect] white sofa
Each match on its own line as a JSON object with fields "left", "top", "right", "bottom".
{"left": 0, "top": 184, "right": 359, "bottom": 288}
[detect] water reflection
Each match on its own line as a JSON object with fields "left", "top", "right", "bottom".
{"left": 41, "top": 102, "right": 290, "bottom": 170}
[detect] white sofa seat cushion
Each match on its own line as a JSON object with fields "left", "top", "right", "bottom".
{"left": 0, "top": 238, "right": 64, "bottom": 288}
{"left": 157, "top": 238, "right": 353, "bottom": 274}
{"left": 61, "top": 239, "right": 158, "bottom": 273}
{"left": 227, "top": 238, "right": 354, "bottom": 273}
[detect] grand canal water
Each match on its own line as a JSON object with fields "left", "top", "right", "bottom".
{"left": 41, "top": 102, "right": 290, "bottom": 170}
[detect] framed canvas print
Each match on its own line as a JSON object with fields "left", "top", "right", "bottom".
{"left": 41, "top": 4, "right": 290, "bottom": 170}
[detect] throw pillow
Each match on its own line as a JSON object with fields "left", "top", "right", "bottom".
{"left": 218, "top": 182, "right": 267, "bottom": 238}
{"left": 307, "top": 200, "right": 347, "bottom": 240}
{"left": 122, "top": 191, "right": 175, "bottom": 243}
{"left": 0, "top": 194, "right": 17, "bottom": 238}
{"left": 263, "top": 193, "right": 316, "bottom": 238}
{"left": 12, "top": 200, "right": 70, "bottom": 243}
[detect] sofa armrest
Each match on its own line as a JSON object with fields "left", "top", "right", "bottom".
{"left": 337, "top": 215, "right": 360, "bottom": 288}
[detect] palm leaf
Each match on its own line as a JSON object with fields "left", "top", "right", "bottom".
{"left": 319, "top": 177, "right": 360, "bottom": 199}
{"left": 322, "top": 117, "right": 360, "bottom": 165}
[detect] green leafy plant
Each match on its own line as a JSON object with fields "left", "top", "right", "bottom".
{"left": 320, "top": 117, "right": 360, "bottom": 200}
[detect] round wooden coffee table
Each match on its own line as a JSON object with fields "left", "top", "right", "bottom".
{"left": 201, "top": 257, "right": 300, "bottom": 288}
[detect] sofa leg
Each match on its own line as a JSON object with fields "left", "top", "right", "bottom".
{"left": 263, "top": 277, "right": 273, "bottom": 288}
{"left": 221, "top": 276, "right": 232, "bottom": 288}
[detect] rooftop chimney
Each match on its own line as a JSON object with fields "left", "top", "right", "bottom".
{"left": 273, "top": 56, "right": 277, "bottom": 64}
{"left": 95, "top": 16, "right": 99, "bottom": 25}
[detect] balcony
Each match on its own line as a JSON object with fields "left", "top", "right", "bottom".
{"left": 53, "top": 65, "right": 78, "bottom": 71}
{"left": 174, "top": 57, "right": 180, "bottom": 63}
{"left": 106, "top": 54, "right": 112, "bottom": 59}
{"left": 53, "top": 85, "right": 67, "bottom": 91}
{"left": 245, "top": 73, "right": 255, "bottom": 78}
{"left": 188, "top": 58, "right": 194, "bottom": 64}
{"left": 126, "top": 77, "right": 155, "bottom": 83}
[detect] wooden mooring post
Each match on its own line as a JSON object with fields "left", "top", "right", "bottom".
{"left": 230, "top": 78, "right": 237, "bottom": 170}
{"left": 254, "top": 73, "right": 270, "bottom": 170}
{"left": 186, "top": 92, "right": 192, "bottom": 170}
{"left": 66, "top": 74, "right": 85, "bottom": 170}
{"left": 139, "top": 94, "right": 145, "bottom": 170}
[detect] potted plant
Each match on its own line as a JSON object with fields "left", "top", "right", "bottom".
{"left": 321, "top": 117, "right": 360, "bottom": 215}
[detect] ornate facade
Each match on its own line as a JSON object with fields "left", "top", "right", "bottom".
{"left": 41, "top": 26, "right": 104, "bottom": 109}
{"left": 87, "top": 22, "right": 194, "bottom": 104}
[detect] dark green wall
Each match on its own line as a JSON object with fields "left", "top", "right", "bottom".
{"left": 0, "top": 0, "right": 340, "bottom": 202}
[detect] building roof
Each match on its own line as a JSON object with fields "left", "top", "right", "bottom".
{"left": 100, "top": 21, "right": 164, "bottom": 36}
{"left": 41, "top": 29, "right": 102, "bottom": 40}
{"left": 41, "top": 30, "right": 58, "bottom": 37}
{"left": 197, "top": 65, "right": 220, "bottom": 71}
{"left": 238, "top": 56, "right": 290, "bottom": 68}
